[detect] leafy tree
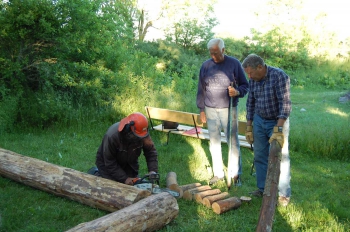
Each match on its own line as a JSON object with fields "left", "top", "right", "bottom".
{"left": 162, "top": 0, "right": 218, "bottom": 53}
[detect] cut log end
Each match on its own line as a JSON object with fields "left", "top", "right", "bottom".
{"left": 240, "top": 196, "right": 252, "bottom": 202}
{"left": 212, "top": 197, "right": 241, "bottom": 215}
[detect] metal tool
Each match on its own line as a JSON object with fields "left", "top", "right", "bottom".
{"left": 227, "top": 82, "right": 235, "bottom": 190}
{"left": 133, "top": 173, "right": 180, "bottom": 198}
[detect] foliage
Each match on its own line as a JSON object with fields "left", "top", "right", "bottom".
{"left": 0, "top": 0, "right": 134, "bottom": 129}
{"left": 162, "top": 0, "right": 218, "bottom": 54}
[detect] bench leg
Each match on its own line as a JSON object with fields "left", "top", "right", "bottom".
{"left": 166, "top": 131, "right": 171, "bottom": 145}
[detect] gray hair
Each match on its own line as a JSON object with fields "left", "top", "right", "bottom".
{"left": 242, "top": 54, "right": 265, "bottom": 69}
{"left": 207, "top": 38, "right": 225, "bottom": 50}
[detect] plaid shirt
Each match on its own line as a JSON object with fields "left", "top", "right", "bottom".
{"left": 246, "top": 66, "right": 291, "bottom": 121}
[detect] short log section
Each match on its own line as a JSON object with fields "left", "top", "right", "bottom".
{"left": 212, "top": 197, "right": 242, "bottom": 215}
{"left": 183, "top": 185, "right": 211, "bottom": 201}
{"left": 166, "top": 171, "right": 183, "bottom": 198}
{"left": 194, "top": 189, "right": 221, "bottom": 203}
{"left": 66, "top": 192, "right": 179, "bottom": 232}
{"left": 0, "top": 148, "right": 151, "bottom": 212}
{"left": 202, "top": 192, "right": 230, "bottom": 208}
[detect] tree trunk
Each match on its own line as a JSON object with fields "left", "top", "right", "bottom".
{"left": 66, "top": 192, "right": 179, "bottom": 232}
{"left": 194, "top": 189, "right": 221, "bottom": 203}
{"left": 166, "top": 172, "right": 183, "bottom": 198}
{"left": 0, "top": 148, "right": 151, "bottom": 212}
{"left": 256, "top": 141, "right": 282, "bottom": 232}
{"left": 211, "top": 197, "right": 241, "bottom": 215}
{"left": 182, "top": 185, "right": 211, "bottom": 201}
{"left": 202, "top": 192, "right": 230, "bottom": 208}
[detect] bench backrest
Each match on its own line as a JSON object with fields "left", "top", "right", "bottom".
{"left": 145, "top": 106, "right": 206, "bottom": 127}
{"left": 145, "top": 106, "right": 247, "bottom": 135}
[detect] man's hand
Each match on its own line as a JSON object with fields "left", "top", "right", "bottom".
{"left": 228, "top": 86, "right": 239, "bottom": 97}
{"left": 125, "top": 177, "right": 134, "bottom": 185}
{"left": 200, "top": 111, "right": 207, "bottom": 123}
{"left": 269, "top": 126, "right": 284, "bottom": 148}
{"left": 245, "top": 125, "right": 254, "bottom": 144}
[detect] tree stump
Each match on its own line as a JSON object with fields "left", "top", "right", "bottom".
{"left": 256, "top": 141, "right": 282, "bottom": 232}
{"left": 66, "top": 192, "right": 178, "bottom": 232}
{"left": 0, "top": 148, "right": 151, "bottom": 212}
{"left": 212, "top": 197, "right": 241, "bottom": 214}
{"left": 202, "top": 192, "right": 230, "bottom": 208}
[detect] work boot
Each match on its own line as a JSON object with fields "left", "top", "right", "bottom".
{"left": 278, "top": 196, "right": 290, "bottom": 206}
{"left": 87, "top": 167, "right": 100, "bottom": 176}
{"left": 233, "top": 175, "right": 242, "bottom": 187}
{"left": 209, "top": 176, "right": 224, "bottom": 185}
{"left": 249, "top": 189, "right": 263, "bottom": 197}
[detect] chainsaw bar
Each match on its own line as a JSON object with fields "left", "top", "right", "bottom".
{"left": 134, "top": 183, "right": 180, "bottom": 198}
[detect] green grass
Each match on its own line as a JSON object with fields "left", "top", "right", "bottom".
{"left": 0, "top": 88, "right": 350, "bottom": 232}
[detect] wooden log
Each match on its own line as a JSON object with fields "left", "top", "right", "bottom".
{"left": 0, "top": 148, "right": 151, "bottom": 212}
{"left": 166, "top": 171, "right": 183, "bottom": 198}
{"left": 66, "top": 192, "right": 179, "bottom": 232}
{"left": 212, "top": 197, "right": 241, "bottom": 214}
{"left": 179, "top": 183, "right": 201, "bottom": 192}
{"left": 194, "top": 189, "right": 221, "bottom": 203}
{"left": 202, "top": 192, "right": 230, "bottom": 208}
{"left": 182, "top": 185, "right": 211, "bottom": 201}
{"left": 256, "top": 141, "right": 282, "bottom": 232}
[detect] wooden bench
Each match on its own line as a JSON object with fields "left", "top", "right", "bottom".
{"left": 144, "top": 106, "right": 251, "bottom": 148}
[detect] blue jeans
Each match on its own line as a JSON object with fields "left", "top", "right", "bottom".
{"left": 253, "top": 114, "right": 291, "bottom": 197}
{"left": 205, "top": 106, "right": 242, "bottom": 179}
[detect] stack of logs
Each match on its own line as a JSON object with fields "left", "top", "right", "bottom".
{"left": 165, "top": 172, "right": 248, "bottom": 215}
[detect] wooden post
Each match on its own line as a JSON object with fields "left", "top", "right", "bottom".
{"left": 256, "top": 141, "right": 282, "bottom": 232}
{"left": 182, "top": 185, "right": 211, "bottom": 201}
{"left": 202, "top": 192, "right": 230, "bottom": 208}
{"left": 0, "top": 148, "right": 151, "bottom": 212}
{"left": 166, "top": 172, "right": 183, "bottom": 198}
{"left": 194, "top": 189, "right": 221, "bottom": 203}
{"left": 66, "top": 192, "right": 179, "bottom": 232}
{"left": 212, "top": 197, "right": 241, "bottom": 214}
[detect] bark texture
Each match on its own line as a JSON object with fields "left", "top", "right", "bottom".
{"left": 0, "top": 148, "right": 151, "bottom": 212}
{"left": 256, "top": 141, "right": 282, "bottom": 232}
{"left": 66, "top": 192, "right": 179, "bottom": 232}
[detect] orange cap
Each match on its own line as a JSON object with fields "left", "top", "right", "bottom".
{"left": 118, "top": 112, "right": 149, "bottom": 138}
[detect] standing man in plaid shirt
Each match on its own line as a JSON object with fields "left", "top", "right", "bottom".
{"left": 242, "top": 54, "right": 292, "bottom": 206}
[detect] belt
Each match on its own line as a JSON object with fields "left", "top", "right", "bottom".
{"left": 257, "top": 113, "right": 277, "bottom": 120}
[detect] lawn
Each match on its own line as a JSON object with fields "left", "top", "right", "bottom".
{"left": 0, "top": 88, "right": 349, "bottom": 232}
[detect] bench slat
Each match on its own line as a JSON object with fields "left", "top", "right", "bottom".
{"left": 145, "top": 106, "right": 249, "bottom": 148}
{"left": 145, "top": 106, "right": 205, "bottom": 127}
{"left": 152, "top": 124, "right": 251, "bottom": 148}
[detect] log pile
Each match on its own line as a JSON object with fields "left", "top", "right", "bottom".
{"left": 0, "top": 148, "right": 179, "bottom": 231}
{"left": 179, "top": 183, "right": 247, "bottom": 214}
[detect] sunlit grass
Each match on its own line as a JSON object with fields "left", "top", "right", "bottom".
{"left": 0, "top": 88, "right": 349, "bottom": 231}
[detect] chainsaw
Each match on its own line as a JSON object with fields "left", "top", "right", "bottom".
{"left": 132, "top": 173, "right": 180, "bottom": 198}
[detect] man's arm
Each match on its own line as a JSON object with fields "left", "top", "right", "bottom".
{"left": 102, "top": 135, "right": 128, "bottom": 183}
{"left": 143, "top": 136, "right": 158, "bottom": 173}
